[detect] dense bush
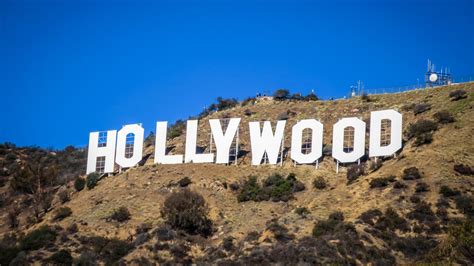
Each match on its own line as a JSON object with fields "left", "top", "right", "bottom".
{"left": 406, "top": 120, "right": 438, "bottom": 138}
{"left": 161, "top": 189, "right": 213, "bottom": 236}
{"left": 273, "top": 89, "right": 290, "bottom": 100}
{"left": 48, "top": 249, "right": 73, "bottom": 265}
{"left": 393, "top": 181, "right": 407, "bottom": 189}
{"left": 53, "top": 207, "right": 72, "bottom": 221}
{"left": 369, "top": 176, "right": 395, "bottom": 188}
{"left": 449, "top": 89, "right": 467, "bottom": 101}
{"left": 74, "top": 176, "right": 86, "bottom": 191}
{"left": 86, "top": 172, "right": 100, "bottom": 190}
{"left": 433, "top": 110, "right": 455, "bottom": 124}
{"left": 178, "top": 176, "right": 192, "bottom": 187}
{"left": 237, "top": 173, "right": 305, "bottom": 202}
{"left": 374, "top": 208, "right": 409, "bottom": 232}
{"left": 454, "top": 195, "right": 474, "bottom": 218}
{"left": 402, "top": 167, "right": 422, "bottom": 180}
{"left": 413, "top": 103, "right": 431, "bottom": 115}
{"left": 427, "top": 219, "right": 474, "bottom": 263}
{"left": 415, "top": 182, "right": 429, "bottom": 193}
{"left": 20, "top": 225, "right": 57, "bottom": 251}
{"left": 80, "top": 236, "right": 133, "bottom": 264}
{"left": 313, "top": 176, "right": 327, "bottom": 189}
{"left": 439, "top": 185, "right": 461, "bottom": 198}
{"left": 454, "top": 164, "right": 473, "bottom": 176}
{"left": 347, "top": 164, "right": 365, "bottom": 183}
{"left": 312, "top": 211, "right": 347, "bottom": 237}
{"left": 109, "top": 207, "right": 131, "bottom": 222}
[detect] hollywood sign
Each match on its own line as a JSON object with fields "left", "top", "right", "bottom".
{"left": 86, "top": 109, "right": 402, "bottom": 174}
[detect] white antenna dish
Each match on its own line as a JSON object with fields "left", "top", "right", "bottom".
{"left": 429, "top": 73, "right": 438, "bottom": 82}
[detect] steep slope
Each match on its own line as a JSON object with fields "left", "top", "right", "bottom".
{"left": 1, "top": 83, "right": 473, "bottom": 264}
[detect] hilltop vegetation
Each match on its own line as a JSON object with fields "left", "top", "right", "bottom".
{"left": 0, "top": 83, "right": 473, "bottom": 264}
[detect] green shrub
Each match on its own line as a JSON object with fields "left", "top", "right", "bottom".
{"left": 74, "top": 177, "right": 86, "bottom": 191}
{"left": 20, "top": 225, "right": 57, "bottom": 251}
{"left": 433, "top": 110, "right": 455, "bottom": 124}
{"left": 48, "top": 249, "right": 73, "bottom": 265}
{"left": 237, "top": 176, "right": 262, "bottom": 202}
{"left": 53, "top": 207, "right": 72, "bottom": 221}
{"left": 439, "top": 186, "right": 461, "bottom": 198}
{"left": 161, "top": 189, "right": 213, "bottom": 236}
{"left": 109, "top": 207, "right": 131, "bottom": 223}
{"left": 313, "top": 176, "right": 327, "bottom": 189}
{"left": 86, "top": 172, "right": 100, "bottom": 190}
{"left": 238, "top": 173, "right": 305, "bottom": 202}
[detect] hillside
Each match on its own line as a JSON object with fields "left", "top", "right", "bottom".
{"left": 1, "top": 83, "right": 473, "bottom": 265}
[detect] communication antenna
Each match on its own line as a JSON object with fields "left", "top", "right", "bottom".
{"left": 425, "top": 59, "right": 452, "bottom": 87}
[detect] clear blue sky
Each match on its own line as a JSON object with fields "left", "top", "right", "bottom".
{"left": 1, "top": 0, "right": 472, "bottom": 148}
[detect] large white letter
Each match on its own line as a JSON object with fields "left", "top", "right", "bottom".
{"left": 209, "top": 118, "right": 241, "bottom": 164}
{"left": 291, "top": 119, "right": 323, "bottom": 164}
{"left": 154, "top": 121, "right": 183, "bottom": 164}
{"left": 185, "top": 120, "right": 214, "bottom": 163}
{"left": 115, "top": 124, "right": 144, "bottom": 168}
{"left": 332, "top": 118, "right": 366, "bottom": 163}
{"left": 249, "top": 121, "right": 286, "bottom": 165}
{"left": 369, "top": 110, "right": 402, "bottom": 157}
{"left": 86, "top": 130, "right": 117, "bottom": 174}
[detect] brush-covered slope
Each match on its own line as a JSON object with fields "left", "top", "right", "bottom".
{"left": 1, "top": 83, "right": 473, "bottom": 265}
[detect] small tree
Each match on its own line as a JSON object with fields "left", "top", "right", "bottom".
{"left": 161, "top": 189, "right": 213, "bottom": 236}
{"left": 273, "top": 89, "right": 290, "bottom": 100}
